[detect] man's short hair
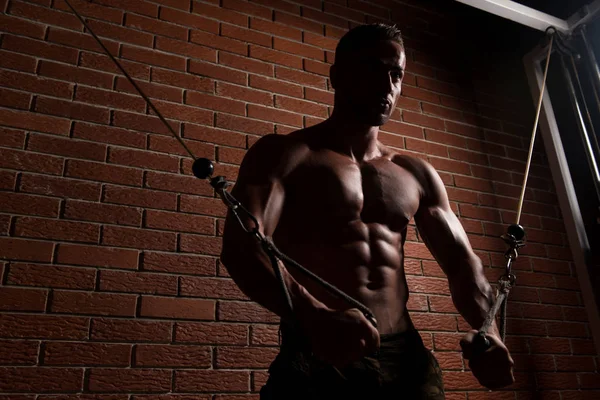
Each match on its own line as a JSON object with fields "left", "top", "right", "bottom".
{"left": 334, "top": 23, "right": 404, "bottom": 65}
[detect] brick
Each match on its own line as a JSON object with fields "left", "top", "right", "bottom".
{"left": 91, "top": 318, "right": 171, "bottom": 342}
{"left": 180, "top": 277, "right": 246, "bottom": 300}
{"left": 145, "top": 210, "right": 214, "bottom": 235}
{"left": 536, "top": 372, "right": 579, "bottom": 390}
{"left": 571, "top": 339, "right": 596, "bottom": 355}
{"left": 139, "top": 296, "right": 215, "bottom": 320}
{"left": 186, "top": 90, "right": 246, "bottom": 115}
{"left": 379, "top": 120, "right": 423, "bottom": 139}
{"left": 539, "top": 289, "right": 579, "bottom": 306}
{"left": 0, "top": 314, "right": 89, "bottom": 340}
{"left": 125, "top": 13, "right": 187, "bottom": 40}
{"left": 73, "top": 122, "right": 146, "bottom": 148}
{"left": 108, "top": 147, "right": 179, "bottom": 173}
{"left": 547, "top": 321, "right": 588, "bottom": 338}
{"left": 252, "top": 370, "right": 269, "bottom": 392}
{"left": 402, "top": 86, "right": 440, "bottom": 104}
{"left": 0, "top": 191, "right": 60, "bottom": 217}
{"left": 14, "top": 215, "right": 100, "bottom": 243}
{"left": 112, "top": 110, "right": 181, "bottom": 136}
{"left": 88, "top": 369, "right": 171, "bottom": 392}
{"left": 563, "top": 306, "right": 588, "bottom": 322}
{"left": 0, "top": 49, "right": 37, "bottom": 73}
{"left": 218, "top": 146, "right": 246, "bottom": 164}
{"left": 28, "top": 133, "right": 107, "bottom": 162}
{"left": 56, "top": 243, "right": 139, "bottom": 270}
{"left": 102, "top": 226, "right": 177, "bottom": 251}
{"left": 2, "top": 34, "right": 78, "bottom": 64}
{"left": 142, "top": 251, "right": 216, "bottom": 276}
{"left": 248, "top": 104, "right": 303, "bottom": 127}
{"left": 222, "top": 23, "right": 271, "bottom": 47}
{"left": 249, "top": 18, "right": 301, "bottom": 41}
{"left": 0, "top": 108, "right": 71, "bottom": 137}
{"left": 302, "top": 7, "right": 347, "bottom": 28}
{"left": 217, "top": 82, "right": 272, "bottom": 106}
{"left": 217, "top": 346, "right": 278, "bottom": 368}
{"left": 555, "top": 356, "right": 596, "bottom": 372}
{"left": 192, "top": 1, "right": 248, "bottom": 27}
{"left": 115, "top": 76, "right": 183, "bottom": 103}
{"left": 35, "top": 97, "right": 110, "bottom": 125}
{"left": 274, "top": 37, "right": 324, "bottom": 62}
{"left": 175, "top": 322, "right": 247, "bottom": 344}
{"left": 41, "top": 60, "right": 110, "bottom": 89}
{"left": 8, "top": 0, "right": 80, "bottom": 30}
{"left": 304, "top": 87, "right": 333, "bottom": 105}
{"left": 253, "top": 0, "right": 299, "bottom": 13}
{"left": 0, "top": 87, "right": 31, "bottom": 110}
{"left": 135, "top": 344, "right": 211, "bottom": 367}
{"left": 275, "top": 95, "right": 328, "bottom": 118}
{"left": 99, "top": 270, "right": 177, "bottom": 295}
{"left": 249, "top": 45, "right": 302, "bottom": 69}
{"left": 402, "top": 110, "right": 445, "bottom": 130}
{"left": 579, "top": 373, "right": 600, "bottom": 389}
{"left": 190, "top": 30, "right": 247, "bottom": 55}
{"left": 64, "top": 200, "right": 142, "bottom": 227}
{"left": 423, "top": 103, "right": 464, "bottom": 122}
{"left": 7, "top": 263, "right": 96, "bottom": 290}
{"left": 189, "top": 60, "right": 247, "bottom": 85}
{"left": 147, "top": 135, "right": 212, "bottom": 159}
{"left": 433, "top": 332, "right": 464, "bottom": 351}
{"left": 219, "top": 51, "right": 273, "bottom": 77}
{"left": 53, "top": 0, "right": 123, "bottom": 22}
{"left": 89, "top": 0, "right": 158, "bottom": 18}
{"left": 179, "top": 233, "right": 222, "bottom": 255}
{"left": 218, "top": 301, "right": 278, "bottom": 323}
{"left": 0, "top": 237, "right": 54, "bottom": 262}
{"left": 529, "top": 337, "right": 571, "bottom": 354}
{"left": 151, "top": 99, "right": 214, "bottom": 125}
{"left": 144, "top": 170, "right": 214, "bottom": 197}
{"left": 216, "top": 113, "right": 274, "bottom": 135}
{"left": 155, "top": 37, "right": 216, "bottom": 62}
{"left": 151, "top": 67, "right": 213, "bottom": 94}
{"left": 79, "top": 52, "right": 150, "bottom": 80}
{"left": 411, "top": 312, "right": 457, "bottom": 331}
{"left": 0, "top": 340, "right": 39, "bottom": 365}
{"left": 0, "top": 13, "right": 44, "bottom": 38}
{"left": 87, "top": 18, "right": 158, "bottom": 47}
{"left": 47, "top": 26, "right": 119, "bottom": 55}
{"left": 175, "top": 370, "right": 250, "bottom": 392}
{"left": 122, "top": 44, "right": 186, "bottom": 71}
{"left": 159, "top": 6, "right": 219, "bottom": 33}
{"left": 276, "top": 66, "right": 327, "bottom": 88}
{"left": 75, "top": 85, "right": 146, "bottom": 113}
{"left": 249, "top": 75, "right": 303, "bottom": 98}
{"left": 323, "top": 3, "right": 365, "bottom": 23}
{"left": 250, "top": 324, "right": 278, "bottom": 346}
{"left": 0, "top": 287, "right": 47, "bottom": 311}
{"left": 51, "top": 291, "right": 137, "bottom": 317}
{"left": 152, "top": 0, "right": 189, "bottom": 10}
{"left": 103, "top": 185, "right": 177, "bottom": 210}
{"left": 405, "top": 137, "right": 448, "bottom": 157}
{"left": 0, "top": 367, "right": 83, "bottom": 392}
{"left": 406, "top": 275, "right": 450, "bottom": 295}
{"left": 43, "top": 342, "right": 131, "bottom": 366}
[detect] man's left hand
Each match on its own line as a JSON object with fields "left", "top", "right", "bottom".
{"left": 460, "top": 330, "right": 515, "bottom": 389}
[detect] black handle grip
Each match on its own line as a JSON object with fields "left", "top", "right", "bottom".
{"left": 473, "top": 331, "right": 491, "bottom": 355}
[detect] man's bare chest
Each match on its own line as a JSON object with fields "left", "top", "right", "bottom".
{"left": 282, "top": 153, "right": 422, "bottom": 233}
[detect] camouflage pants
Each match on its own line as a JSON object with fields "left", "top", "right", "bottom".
{"left": 260, "top": 325, "right": 445, "bottom": 400}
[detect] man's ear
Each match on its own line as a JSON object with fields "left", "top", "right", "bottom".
{"left": 329, "top": 64, "right": 337, "bottom": 90}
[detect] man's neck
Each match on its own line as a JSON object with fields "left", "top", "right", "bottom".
{"left": 323, "top": 112, "right": 381, "bottom": 162}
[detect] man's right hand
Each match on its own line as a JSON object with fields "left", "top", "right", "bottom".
{"left": 302, "top": 307, "right": 380, "bottom": 368}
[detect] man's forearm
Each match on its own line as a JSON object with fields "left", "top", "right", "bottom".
{"left": 448, "top": 256, "right": 500, "bottom": 336}
{"left": 221, "top": 235, "right": 330, "bottom": 325}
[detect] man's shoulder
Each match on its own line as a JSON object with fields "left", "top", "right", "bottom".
{"left": 388, "top": 151, "right": 444, "bottom": 202}
{"left": 241, "top": 130, "right": 311, "bottom": 179}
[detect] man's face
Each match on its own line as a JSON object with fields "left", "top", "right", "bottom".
{"left": 333, "top": 40, "right": 406, "bottom": 126}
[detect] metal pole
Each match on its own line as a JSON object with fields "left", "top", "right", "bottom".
{"left": 559, "top": 55, "right": 600, "bottom": 201}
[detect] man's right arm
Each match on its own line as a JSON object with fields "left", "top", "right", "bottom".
{"left": 220, "top": 134, "right": 328, "bottom": 324}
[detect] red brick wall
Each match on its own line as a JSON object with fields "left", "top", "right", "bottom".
{"left": 0, "top": 0, "right": 599, "bottom": 398}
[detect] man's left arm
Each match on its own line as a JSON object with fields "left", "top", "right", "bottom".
{"left": 412, "top": 160, "right": 514, "bottom": 389}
